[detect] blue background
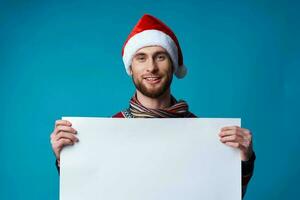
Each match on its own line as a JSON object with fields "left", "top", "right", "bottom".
{"left": 1, "top": 0, "right": 299, "bottom": 199}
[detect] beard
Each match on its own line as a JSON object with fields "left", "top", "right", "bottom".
{"left": 132, "top": 73, "right": 173, "bottom": 98}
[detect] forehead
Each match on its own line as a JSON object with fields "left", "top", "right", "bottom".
{"left": 134, "top": 46, "right": 167, "bottom": 55}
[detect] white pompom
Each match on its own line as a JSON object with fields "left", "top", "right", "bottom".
{"left": 175, "top": 64, "right": 187, "bottom": 79}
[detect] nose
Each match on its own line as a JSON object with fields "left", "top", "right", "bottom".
{"left": 146, "top": 58, "right": 158, "bottom": 73}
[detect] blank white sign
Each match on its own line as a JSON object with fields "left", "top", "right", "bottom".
{"left": 60, "top": 117, "right": 241, "bottom": 200}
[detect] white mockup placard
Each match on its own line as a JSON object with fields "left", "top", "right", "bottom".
{"left": 60, "top": 117, "right": 241, "bottom": 200}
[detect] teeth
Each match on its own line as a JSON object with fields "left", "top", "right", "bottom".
{"left": 146, "top": 77, "right": 159, "bottom": 81}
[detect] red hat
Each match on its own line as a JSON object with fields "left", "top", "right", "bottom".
{"left": 122, "top": 14, "right": 187, "bottom": 79}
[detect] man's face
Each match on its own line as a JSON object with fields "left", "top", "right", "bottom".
{"left": 130, "top": 46, "right": 173, "bottom": 98}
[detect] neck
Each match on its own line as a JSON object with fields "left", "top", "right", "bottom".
{"left": 136, "top": 89, "right": 172, "bottom": 109}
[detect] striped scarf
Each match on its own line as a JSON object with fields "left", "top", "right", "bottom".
{"left": 128, "top": 94, "right": 193, "bottom": 118}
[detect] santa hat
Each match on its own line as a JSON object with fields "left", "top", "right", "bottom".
{"left": 121, "top": 14, "right": 187, "bottom": 79}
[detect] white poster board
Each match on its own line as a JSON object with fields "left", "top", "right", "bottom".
{"left": 60, "top": 118, "right": 241, "bottom": 200}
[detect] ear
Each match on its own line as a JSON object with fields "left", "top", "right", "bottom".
{"left": 129, "top": 65, "right": 133, "bottom": 75}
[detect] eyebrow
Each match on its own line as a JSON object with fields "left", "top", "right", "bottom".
{"left": 134, "top": 51, "right": 168, "bottom": 58}
{"left": 134, "top": 52, "right": 147, "bottom": 57}
{"left": 153, "top": 51, "right": 168, "bottom": 57}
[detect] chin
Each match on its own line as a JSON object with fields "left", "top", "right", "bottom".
{"left": 143, "top": 86, "right": 169, "bottom": 98}
{"left": 133, "top": 75, "right": 172, "bottom": 98}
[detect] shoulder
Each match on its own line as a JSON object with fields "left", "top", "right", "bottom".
{"left": 112, "top": 111, "right": 125, "bottom": 118}
{"left": 186, "top": 111, "right": 197, "bottom": 118}
{"left": 112, "top": 108, "right": 133, "bottom": 118}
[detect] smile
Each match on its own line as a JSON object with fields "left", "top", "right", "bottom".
{"left": 143, "top": 76, "right": 161, "bottom": 84}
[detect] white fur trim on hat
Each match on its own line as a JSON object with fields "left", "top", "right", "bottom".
{"left": 122, "top": 29, "right": 186, "bottom": 78}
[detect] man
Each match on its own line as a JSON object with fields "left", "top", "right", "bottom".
{"left": 50, "top": 14, "right": 255, "bottom": 198}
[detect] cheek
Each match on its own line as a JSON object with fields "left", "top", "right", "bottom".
{"left": 162, "top": 62, "right": 173, "bottom": 76}
{"left": 131, "top": 68, "right": 143, "bottom": 82}
{"left": 161, "top": 59, "right": 173, "bottom": 71}
{"left": 131, "top": 62, "right": 146, "bottom": 75}
{"left": 131, "top": 68, "right": 142, "bottom": 77}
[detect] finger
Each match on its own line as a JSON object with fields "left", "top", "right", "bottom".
{"left": 54, "top": 131, "right": 78, "bottom": 143}
{"left": 220, "top": 126, "right": 240, "bottom": 132}
{"left": 219, "top": 129, "right": 243, "bottom": 137}
{"left": 237, "top": 129, "right": 252, "bottom": 144}
{"left": 56, "top": 138, "right": 74, "bottom": 149}
{"left": 223, "top": 141, "right": 240, "bottom": 148}
{"left": 52, "top": 138, "right": 74, "bottom": 159}
{"left": 241, "top": 138, "right": 252, "bottom": 147}
{"left": 55, "top": 120, "right": 72, "bottom": 128}
{"left": 240, "top": 128, "right": 252, "bottom": 137}
{"left": 223, "top": 142, "right": 247, "bottom": 152}
{"left": 220, "top": 133, "right": 252, "bottom": 150}
{"left": 54, "top": 125, "right": 77, "bottom": 135}
{"left": 220, "top": 134, "right": 243, "bottom": 143}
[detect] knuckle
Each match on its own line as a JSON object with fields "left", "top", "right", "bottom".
{"left": 55, "top": 130, "right": 61, "bottom": 136}
{"left": 53, "top": 128, "right": 58, "bottom": 134}
{"left": 57, "top": 126, "right": 65, "bottom": 133}
{"left": 52, "top": 142, "right": 58, "bottom": 149}
{"left": 55, "top": 127, "right": 60, "bottom": 133}
{"left": 243, "top": 140, "right": 249, "bottom": 147}
{"left": 246, "top": 141, "right": 250, "bottom": 147}
{"left": 59, "top": 131, "right": 67, "bottom": 136}
{"left": 71, "top": 134, "right": 76, "bottom": 140}
{"left": 58, "top": 140, "right": 65, "bottom": 147}
{"left": 248, "top": 135, "right": 252, "bottom": 140}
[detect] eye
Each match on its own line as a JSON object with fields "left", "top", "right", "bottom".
{"left": 156, "top": 54, "right": 166, "bottom": 61}
{"left": 136, "top": 55, "right": 146, "bottom": 62}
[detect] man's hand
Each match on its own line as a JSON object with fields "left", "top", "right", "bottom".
{"left": 50, "top": 120, "right": 78, "bottom": 166}
{"left": 219, "top": 126, "right": 253, "bottom": 161}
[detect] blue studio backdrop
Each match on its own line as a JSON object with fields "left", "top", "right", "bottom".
{"left": 1, "top": 0, "right": 299, "bottom": 199}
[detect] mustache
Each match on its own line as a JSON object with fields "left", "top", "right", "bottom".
{"left": 142, "top": 73, "right": 162, "bottom": 78}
